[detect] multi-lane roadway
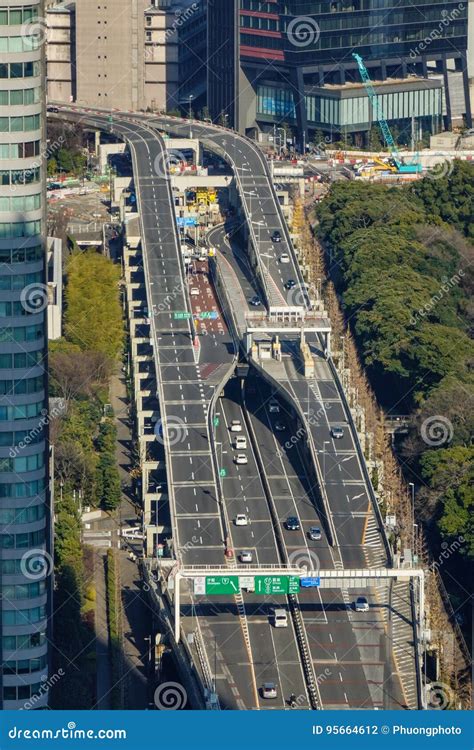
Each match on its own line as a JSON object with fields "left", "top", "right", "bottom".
{"left": 52, "top": 105, "right": 416, "bottom": 710}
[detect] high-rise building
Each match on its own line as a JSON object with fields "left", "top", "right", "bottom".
{"left": 206, "top": 1, "right": 472, "bottom": 146}
{"left": 0, "top": 0, "right": 50, "bottom": 709}
{"left": 46, "top": 0, "right": 198, "bottom": 112}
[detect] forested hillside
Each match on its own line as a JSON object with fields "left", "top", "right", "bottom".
{"left": 316, "top": 162, "right": 474, "bottom": 562}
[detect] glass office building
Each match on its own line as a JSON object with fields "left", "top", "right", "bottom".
{"left": 0, "top": 0, "right": 50, "bottom": 709}
{"left": 206, "top": 0, "right": 470, "bottom": 144}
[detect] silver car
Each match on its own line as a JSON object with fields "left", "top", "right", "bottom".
{"left": 262, "top": 682, "right": 277, "bottom": 699}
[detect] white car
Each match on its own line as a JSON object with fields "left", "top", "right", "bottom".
{"left": 279, "top": 253, "right": 290, "bottom": 264}
{"left": 262, "top": 683, "right": 277, "bottom": 699}
{"left": 230, "top": 420, "right": 242, "bottom": 432}
{"left": 235, "top": 514, "right": 248, "bottom": 526}
{"left": 354, "top": 596, "right": 369, "bottom": 612}
{"left": 234, "top": 454, "right": 248, "bottom": 465}
{"left": 234, "top": 436, "right": 247, "bottom": 450}
{"left": 240, "top": 550, "right": 253, "bottom": 563}
{"left": 190, "top": 287, "right": 200, "bottom": 297}
{"left": 269, "top": 400, "right": 280, "bottom": 413}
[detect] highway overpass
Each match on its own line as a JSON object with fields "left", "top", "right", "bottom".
{"left": 52, "top": 105, "right": 421, "bottom": 711}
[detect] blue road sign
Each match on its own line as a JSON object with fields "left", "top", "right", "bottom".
{"left": 300, "top": 577, "right": 320, "bottom": 587}
{"left": 177, "top": 217, "right": 197, "bottom": 227}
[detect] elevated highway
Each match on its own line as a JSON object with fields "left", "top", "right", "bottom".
{"left": 52, "top": 105, "right": 420, "bottom": 710}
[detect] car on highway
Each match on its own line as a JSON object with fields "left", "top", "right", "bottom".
{"left": 285, "top": 279, "right": 296, "bottom": 289}
{"left": 308, "top": 526, "right": 322, "bottom": 541}
{"left": 230, "top": 419, "right": 242, "bottom": 432}
{"left": 279, "top": 253, "right": 290, "bottom": 264}
{"left": 270, "top": 607, "right": 288, "bottom": 628}
{"left": 190, "top": 287, "right": 200, "bottom": 297}
{"left": 274, "top": 421, "right": 286, "bottom": 432}
{"left": 234, "top": 453, "right": 248, "bottom": 465}
{"left": 234, "top": 435, "right": 247, "bottom": 450}
{"left": 240, "top": 550, "right": 253, "bottom": 563}
{"left": 286, "top": 516, "right": 300, "bottom": 531}
{"left": 271, "top": 230, "right": 281, "bottom": 243}
{"left": 354, "top": 596, "right": 369, "bottom": 612}
{"left": 269, "top": 399, "right": 280, "bottom": 413}
{"left": 235, "top": 514, "right": 248, "bottom": 526}
{"left": 261, "top": 682, "right": 277, "bottom": 699}
{"left": 249, "top": 296, "right": 262, "bottom": 306}
{"left": 331, "top": 426, "right": 344, "bottom": 439}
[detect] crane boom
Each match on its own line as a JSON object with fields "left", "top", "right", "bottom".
{"left": 352, "top": 52, "right": 421, "bottom": 173}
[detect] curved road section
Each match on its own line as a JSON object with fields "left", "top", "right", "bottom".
{"left": 55, "top": 108, "right": 265, "bottom": 709}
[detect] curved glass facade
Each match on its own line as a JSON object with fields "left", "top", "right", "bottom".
{"left": 0, "top": 0, "right": 49, "bottom": 710}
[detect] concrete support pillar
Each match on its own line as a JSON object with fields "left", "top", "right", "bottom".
{"left": 290, "top": 66, "right": 308, "bottom": 152}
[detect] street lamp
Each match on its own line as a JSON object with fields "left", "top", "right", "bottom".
{"left": 276, "top": 127, "right": 286, "bottom": 156}
{"left": 408, "top": 482, "right": 415, "bottom": 562}
{"left": 322, "top": 440, "right": 330, "bottom": 481}
{"left": 188, "top": 94, "right": 194, "bottom": 138}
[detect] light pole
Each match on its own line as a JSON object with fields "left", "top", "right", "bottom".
{"left": 188, "top": 94, "right": 194, "bottom": 138}
{"left": 409, "top": 482, "right": 415, "bottom": 562}
{"left": 277, "top": 127, "right": 286, "bottom": 157}
{"left": 322, "top": 441, "right": 330, "bottom": 481}
{"left": 259, "top": 250, "right": 272, "bottom": 277}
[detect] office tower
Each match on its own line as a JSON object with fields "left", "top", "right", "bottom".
{"left": 206, "top": 1, "right": 471, "bottom": 145}
{"left": 0, "top": 0, "right": 50, "bottom": 709}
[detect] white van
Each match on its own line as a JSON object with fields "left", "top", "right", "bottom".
{"left": 270, "top": 607, "right": 288, "bottom": 628}
{"left": 235, "top": 435, "right": 247, "bottom": 450}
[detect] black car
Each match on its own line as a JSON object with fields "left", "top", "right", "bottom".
{"left": 271, "top": 230, "right": 281, "bottom": 243}
{"left": 249, "top": 296, "right": 262, "bottom": 307}
{"left": 285, "top": 279, "right": 296, "bottom": 290}
{"left": 286, "top": 516, "right": 300, "bottom": 531}
{"left": 47, "top": 106, "right": 59, "bottom": 113}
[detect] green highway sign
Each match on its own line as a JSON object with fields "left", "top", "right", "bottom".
{"left": 254, "top": 575, "right": 300, "bottom": 595}
{"left": 213, "top": 416, "right": 219, "bottom": 427}
{"left": 174, "top": 311, "right": 191, "bottom": 320}
{"left": 205, "top": 576, "right": 240, "bottom": 595}
{"left": 219, "top": 468, "right": 227, "bottom": 477}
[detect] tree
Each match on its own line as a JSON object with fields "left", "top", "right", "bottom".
{"left": 47, "top": 157, "right": 58, "bottom": 176}
{"left": 419, "top": 447, "right": 474, "bottom": 558}
{"left": 64, "top": 250, "right": 123, "bottom": 360}
{"left": 50, "top": 346, "right": 112, "bottom": 404}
